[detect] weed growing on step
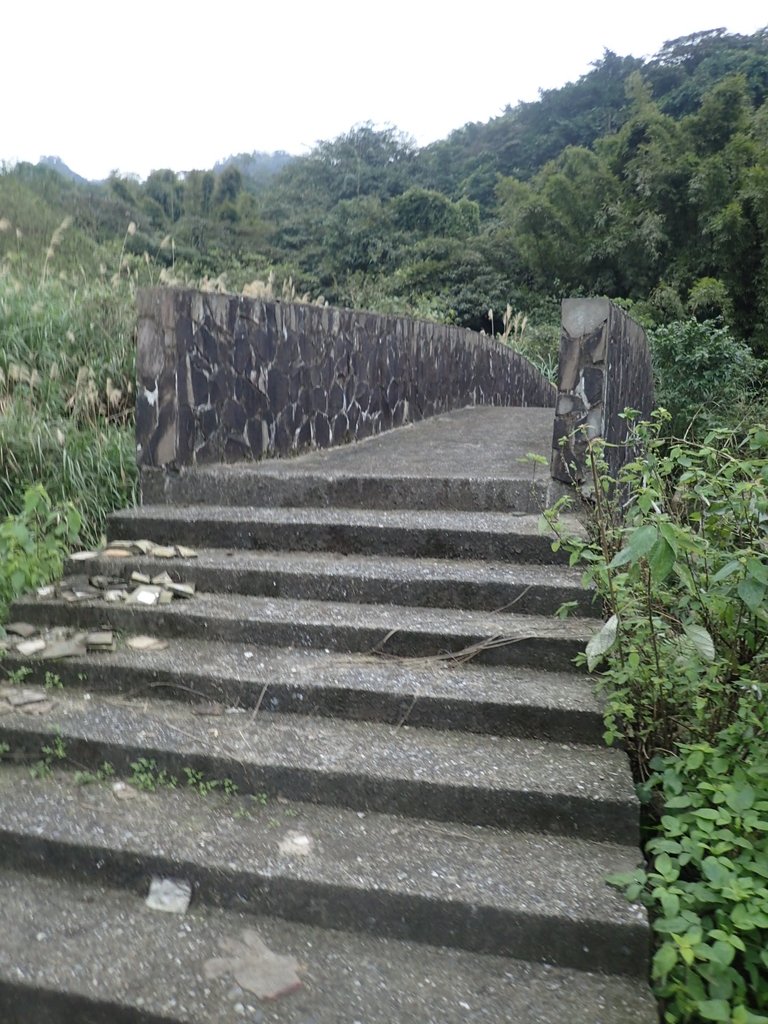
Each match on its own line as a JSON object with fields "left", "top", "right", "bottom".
{"left": 545, "top": 413, "right": 768, "bottom": 1024}
{"left": 44, "top": 671, "right": 63, "bottom": 690}
{"left": 129, "top": 757, "right": 178, "bottom": 792}
{"left": 73, "top": 762, "right": 115, "bottom": 786}
{"left": 30, "top": 729, "right": 68, "bottom": 780}
{"left": 2, "top": 665, "right": 32, "bottom": 686}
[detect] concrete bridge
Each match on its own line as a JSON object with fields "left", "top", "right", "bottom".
{"left": 0, "top": 294, "right": 656, "bottom": 1022}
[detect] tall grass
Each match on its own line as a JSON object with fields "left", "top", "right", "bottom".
{"left": 0, "top": 273, "right": 138, "bottom": 547}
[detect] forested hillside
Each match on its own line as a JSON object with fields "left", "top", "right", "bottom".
{"left": 2, "top": 27, "right": 768, "bottom": 354}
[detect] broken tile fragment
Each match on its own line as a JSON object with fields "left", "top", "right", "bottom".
{"left": 125, "top": 635, "right": 169, "bottom": 652}
{"left": 145, "top": 877, "right": 192, "bottom": 914}
{"left": 150, "top": 545, "right": 177, "bottom": 559}
{"left": 69, "top": 550, "right": 99, "bottom": 562}
{"left": 6, "top": 623, "right": 37, "bottom": 638}
{"left": 85, "top": 631, "right": 114, "bottom": 651}
{"left": 167, "top": 581, "right": 195, "bottom": 598}
{"left": 126, "top": 585, "right": 162, "bottom": 606}
{"left": 130, "top": 572, "right": 152, "bottom": 585}
{"left": 150, "top": 571, "right": 174, "bottom": 587}
{"left": 40, "top": 639, "right": 88, "bottom": 660}
{"left": 15, "top": 638, "right": 47, "bottom": 656}
{"left": 1, "top": 686, "right": 48, "bottom": 707}
{"left": 175, "top": 546, "right": 197, "bottom": 558}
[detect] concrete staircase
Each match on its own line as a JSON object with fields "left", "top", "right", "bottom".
{"left": 0, "top": 407, "right": 656, "bottom": 1023}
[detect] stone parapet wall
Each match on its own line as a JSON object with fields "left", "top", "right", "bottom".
{"left": 135, "top": 288, "right": 556, "bottom": 469}
{"left": 551, "top": 299, "right": 654, "bottom": 484}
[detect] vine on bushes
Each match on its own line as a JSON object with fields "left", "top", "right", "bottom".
{"left": 546, "top": 413, "right": 768, "bottom": 1023}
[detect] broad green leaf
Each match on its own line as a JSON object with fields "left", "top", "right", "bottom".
{"left": 711, "top": 559, "right": 741, "bottom": 584}
{"left": 698, "top": 999, "right": 731, "bottom": 1021}
{"left": 738, "top": 577, "right": 765, "bottom": 613}
{"left": 683, "top": 624, "right": 716, "bottom": 662}
{"left": 648, "top": 537, "right": 676, "bottom": 581}
{"left": 608, "top": 525, "right": 658, "bottom": 568}
{"left": 746, "top": 557, "right": 768, "bottom": 585}
{"left": 725, "top": 785, "right": 755, "bottom": 813}
{"left": 652, "top": 942, "right": 677, "bottom": 977}
{"left": 585, "top": 614, "right": 618, "bottom": 671}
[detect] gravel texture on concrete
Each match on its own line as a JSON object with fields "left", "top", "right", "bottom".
{"left": 5, "top": 639, "right": 605, "bottom": 744}
{"left": 68, "top": 547, "right": 600, "bottom": 617}
{"left": 12, "top": 592, "right": 595, "bottom": 669}
{"left": 110, "top": 505, "right": 585, "bottom": 563}
{"left": 139, "top": 406, "right": 574, "bottom": 513}
{"left": 0, "top": 868, "right": 658, "bottom": 1024}
{"left": 0, "top": 691, "right": 637, "bottom": 841}
{"left": 0, "top": 770, "right": 647, "bottom": 976}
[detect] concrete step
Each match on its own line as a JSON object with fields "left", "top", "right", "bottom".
{"left": 3, "top": 639, "right": 605, "bottom": 744}
{"left": 67, "top": 547, "right": 599, "bottom": 618}
{"left": 108, "top": 504, "right": 585, "bottom": 563}
{"left": 0, "top": 768, "right": 648, "bottom": 977}
{"left": 141, "top": 465, "right": 560, "bottom": 514}
{"left": 0, "top": 868, "right": 658, "bottom": 1024}
{"left": 138, "top": 406, "right": 567, "bottom": 515}
{"left": 12, "top": 592, "right": 595, "bottom": 669}
{"left": 0, "top": 691, "right": 637, "bottom": 842}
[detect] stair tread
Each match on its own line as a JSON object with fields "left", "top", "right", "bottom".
{"left": 5, "top": 637, "right": 601, "bottom": 713}
{"left": 15, "top": 591, "right": 596, "bottom": 641}
{"left": 0, "top": 868, "right": 657, "bottom": 1024}
{"left": 72, "top": 546, "right": 589, "bottom": 588}
{"left": 0, "top": 690, "right": 634, "bottom": 809}
{"left": 111, "top": 502, "right": 584, "bottom": 537}
{"left": 0, "top": 767, "right": 644, "bottom": 931}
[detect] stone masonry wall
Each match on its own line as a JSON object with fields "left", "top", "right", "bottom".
{"left": 551, "top": 298, "right": 654, "bottom": 484}
{"left": 136, "top": 288, "right": 556, "bottom": 469}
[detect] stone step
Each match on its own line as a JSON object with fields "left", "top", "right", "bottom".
{"left": 0, "top": 769, "right": 648, "bottom": 977}
{"left": 0, "top": 868, "right": 658, "bottom": 1024}
{"left": 0, "top": 691, "right": 637, "bottom": 842}
{"left": 4, "top": 639, "right": 605, "bottom": 744}
{"left": 68, "top": 547, "right": 599, "bottom": 618}
{"left": 108, "top": 504, "right": 585, "bottom": 563}
{"left": 141, "top": 465, "right": 561, "bottom": 514}
{"left": 12, "top": 592, "right": 595, "bottom": 670}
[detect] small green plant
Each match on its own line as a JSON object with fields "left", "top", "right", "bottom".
{"left": 129, "top": 757, "right": 177, "bottom": 792}
{"left": 73, "top": 761, "right": 115, "bottom": 786}
{"left": 3, "top": 665, "right": 31, "bottom": 686}
{"left": 44, "top": 671, "right": 63, "bottom": 690}
{"left": 0, "top": 484, "right": 81, "bottom": 620}
{"left": 0, "top": 741, "right": 9, "bottom": 757}
{"left": 30, "top": 729, "right": 67, "bottom": 779}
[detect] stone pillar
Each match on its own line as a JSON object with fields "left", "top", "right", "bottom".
{"left": 551, "top": 299, "right": 654, "bottom": 484}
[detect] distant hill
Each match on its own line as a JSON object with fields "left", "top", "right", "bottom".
{"left": 38, "top": 155, "right": 91, "bottom": 185}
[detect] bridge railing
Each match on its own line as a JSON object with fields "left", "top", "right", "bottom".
{"left": 135, "top": 288, "right": 556, "bottom": 469}
{"left": 550, "top": 298, "right": 654, "bottom": 486}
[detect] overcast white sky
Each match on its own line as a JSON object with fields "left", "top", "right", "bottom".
{"left": 3, "top": 1, "right": 766, "bottom": 181}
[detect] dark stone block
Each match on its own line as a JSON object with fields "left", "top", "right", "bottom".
{"left": 246, "top": 418, "right": 265, "bottom": 458}
{"left": 194, "top": 441, "right": 218, "bottom": 465}
{"left": 234, "top": 330, "right": 252, "bottom": 374}
{"left": 297, "top": 386, "right": 312, "bottom": 416}
{"left": 191, "top": 367, "right": 209, "bottom": 407}
{"left": 311, "top": 385, "right": 327, "bottom": 412}
{"left": 274, "top": 419, "right": 291, "bottom": 454}
{"left": 314, "top": 412, "right": 330, "bottom": 448}
{"left": 346, "top": 401, "right": 360, "bottom": 431}
{"left": 222, "top": 398, "right": 246, "bottom": 434}
{"left": 582, "top": 366, "right": 604, "bottom": 407}
{"left": 200, "top": 407, "right": 218, "bottom": 439}
{"left": 387, "top": 379, "right": 400, "bottom": 407}
{"left": 267, "top": 369, "right": 290, "bottom": 411}
{"left": 328, "top": 382, "right": 345, "bottom": 417}
{"left": 296, "top": 417, "right": 312, "bottom": 450}
{"left": 177, "top": 404, "right": 195, "bottom": 464}
{"left": 200, "top": 324, "right": 218, "bottom": 365}
{"left": 224, "top": 437, "right": 249, "bottom": 463}
{"left": 392, "top": 400, "right": 405, "bottom": 428}
{"left": 357, "top": 413, "right": 373, "bottom": 439}
{"left": 332, "top": 412, "right": 349, "bottom": 445}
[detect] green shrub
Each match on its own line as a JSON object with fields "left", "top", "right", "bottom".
{"left": 615, "top": 721, "right": 768, "bottom": 1024}
{"left": 0, "top": 484, "right": 80, "bottom": 621}
{"left": 649, "top": 320, "right": 765, "bottom": 438}
{"left": 547, "top": 415, "right": 768, "bottom": 1022}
